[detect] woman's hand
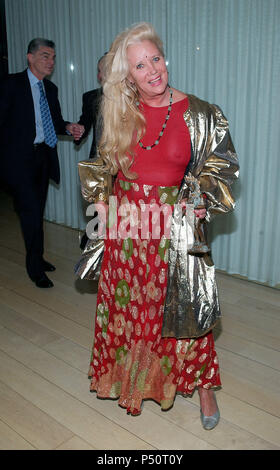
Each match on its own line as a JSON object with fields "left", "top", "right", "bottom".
{"left": 194, "top": 207, "right": 207, "bottom": 219}
{"left": 180, "top": 199, "right": 207, "bottom": 219}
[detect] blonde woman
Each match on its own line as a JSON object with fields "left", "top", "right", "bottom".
{"left": 80, "top": 22, "right": 239, "bottom": 429}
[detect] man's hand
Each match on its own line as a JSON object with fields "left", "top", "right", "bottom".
{"left": 66, "top": 123, "right": 85, "bottom": 140}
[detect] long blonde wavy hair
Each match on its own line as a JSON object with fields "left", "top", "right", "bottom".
{"left": 98, "top": 22, "right": 165, "bottom": 179}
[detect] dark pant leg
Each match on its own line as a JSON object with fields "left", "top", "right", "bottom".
{"left": 12, "top": 145, "right": 50, "bottom": 280}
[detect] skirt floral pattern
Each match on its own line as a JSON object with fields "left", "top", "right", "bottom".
{"left": 88, "top": 178, "right": 221, "bottom": 415}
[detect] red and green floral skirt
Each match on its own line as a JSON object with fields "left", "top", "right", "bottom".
{"left": 88, "top": 178, "right": 221, "bottom": 415}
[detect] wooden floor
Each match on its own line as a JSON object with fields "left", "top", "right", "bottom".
{"left": 0, "top": 190, "right": 279, "bottom": 451}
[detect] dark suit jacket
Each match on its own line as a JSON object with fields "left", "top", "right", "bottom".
{"left": 0, "top": 69, "right": 68, "bottom": 185}
{"left": 76, "top": 87, "right": 102, "bottom": 158}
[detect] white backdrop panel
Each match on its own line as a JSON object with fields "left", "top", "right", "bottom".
{"left": 5, "top": 0, "right": 280, "bottom": 287}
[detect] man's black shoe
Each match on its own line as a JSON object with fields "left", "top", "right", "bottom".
{"left": 35, "top": 274, "right": 54, "bottom": 288}
{"left": 43, "top": 260, "right": 56, "bottom": 272}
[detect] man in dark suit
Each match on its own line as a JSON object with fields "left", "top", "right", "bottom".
{"left": 0, "top": 38, "right": 84, "bottom": 288}
{"left": 76, "top": 54, "right": 106, "bottom": 249}
{"left": 76, "top": 54, "right": 106, "bottom": 159}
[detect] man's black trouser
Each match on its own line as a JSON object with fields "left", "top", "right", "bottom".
{"left": 7, "top": 143, "right": 50, "bottom": 281}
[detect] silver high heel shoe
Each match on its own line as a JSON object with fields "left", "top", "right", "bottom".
{"left": 200, "top": 392, "right": 220, "bottom": 430}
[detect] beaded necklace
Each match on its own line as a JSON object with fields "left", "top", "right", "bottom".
{"left": 137, "top": 86, "right": 173, "bottom": 150}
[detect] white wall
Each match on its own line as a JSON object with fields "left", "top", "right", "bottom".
{"left": 5, "top": 0, "right": 280, "bottom": 287}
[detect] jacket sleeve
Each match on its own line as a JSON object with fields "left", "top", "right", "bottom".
{"left": 76, "top": 93, "right": 94, "bottom": 144}
{"left": 0, "top": 77, "right": 12, "bottom": 129}
{"left": 197, "top": 105, "right": 239, "bottom": 219}
{"left": 78, "top": 156, "right": 112, "bottom": 204}
{"left": 76, "top": 90, "right": 101, "bottom": 147}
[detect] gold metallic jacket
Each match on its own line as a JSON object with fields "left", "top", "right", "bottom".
{"left": 76, "top": 94, "right": 239, "bottom": 338}
{"left": 162, "top": 95, "right": 239, "bottom": 338}
{"left": 75, "top": 158, "right": 112, "bottom": 281}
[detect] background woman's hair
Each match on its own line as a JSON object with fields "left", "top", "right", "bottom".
{"left": 99, "top": 22, "right": 165, "bottom": 179}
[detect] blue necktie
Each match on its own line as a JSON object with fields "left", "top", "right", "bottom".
{"left": 38, "top": 81, "right": 57, "bottom": 148}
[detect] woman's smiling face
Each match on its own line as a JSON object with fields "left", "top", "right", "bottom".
{"left": 126, "top": 40, "right": 168, "bottom": 102}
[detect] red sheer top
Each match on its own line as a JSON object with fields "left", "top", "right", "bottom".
{"left": 118, "top": 96, "right": 191, "bottom": 186}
